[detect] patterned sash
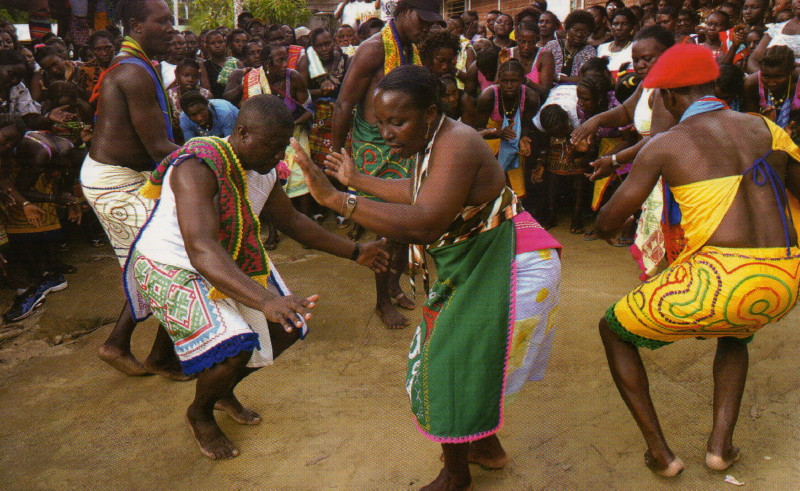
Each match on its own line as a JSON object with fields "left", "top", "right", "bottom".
{"left": 139, "top": 137, "right": 271, "bottom": 298}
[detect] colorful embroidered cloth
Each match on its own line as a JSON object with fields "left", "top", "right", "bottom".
{"left": 131, "top": 250, "right": 262, "bottom": 376}
{"left": 407, "top": 212, "right": 561, "bottom": 442}
{"left": 382, "top": 19, "right": 420, "bottom": 74}
{"left": 606, "top": 246, "right": 800, "bottom": 349}
{"left": 139, "top": 137, "right": 270, "bottom": 299}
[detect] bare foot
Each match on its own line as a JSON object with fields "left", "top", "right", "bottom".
{"left": 420, "top": 468, "right": 472, "bottom": 491}
{"left": 97, "top": 344, "right": 152, "bottom": 376}
{"left": 186, "top": 406, "right": 239, "bottom": 460}
{"left": 439, "top": 438, "right": 509, "bottom": 470}
{"left": 143, "top": 358, "right": 195, "bottom": 381}
{"left": 376, "top": 302, "right": 409, "bottom": 329}
{"left": 390, "top": 290, "right": 416, "bottom": 310}
{"left": 214, "top": 397, "right": 262, "bottom": 425}
{"left": 706, "top": 447, "right": 740, "bottom": 470}
{"left": 348, "top": 223, "right": 365, "bottom": 241}
{"left": 644, "top": 450, "right": 684, "bottom": 477}
{"left": 468, "top": 436, "right": 508, "bottom": 470}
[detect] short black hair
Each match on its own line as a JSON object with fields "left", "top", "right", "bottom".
{"left": 634, "top": 24, "right": 676, "bottom": 48}
{"left": 115, "top": 0, "right": 154, "bottom": 36}
{"left": 358, "top": 18, "right": 385, "bottom": 39}
{"left": 708, "top": 9, "right": 731, "bottom": 29}
{"left": 612, "top": 8, "right": 638, "bottom": 26}
{"left": 34, "top": 46, "right": 60, "bottom": 64}
{"left": 762, "top": 45, "right": 795, "bottom": 73}
{"left": 175, "top": 57, "right": 200, "bottom": 72}
{"left": 657, "top": 6, "right": 678, "bottom": 18}
{"left": 0, "top": 48, "right": 27, "bottom": 67}
{"left": 87, "top": 30, "right": 115, "bottom": 49}
{"left": 238, "top": 94, "right": 294, "bottom": 130}
{"left": 488, "top": 9, "right": 502, "bottom": 16}
{"left": 376, "top": 65, "right": 442, "bottom": 111}
{"left": 516, "top": 20, "right": 539, "bottom": 36}
{"left": 179, "top": 89, "right": 209, "bottom": 110}
{"left": 565, "top": 10, "right": 595, "bottom": 31}
{"left": 227, "top": 28, "right": 248, "bottom": 46}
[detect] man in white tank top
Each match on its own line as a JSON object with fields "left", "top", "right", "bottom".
{"left": 127, "top": 95, "right": 389, "bottom": 460}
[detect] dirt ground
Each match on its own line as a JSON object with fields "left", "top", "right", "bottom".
{"left": 1, "top": 224, "right": 799, "bottom": 490}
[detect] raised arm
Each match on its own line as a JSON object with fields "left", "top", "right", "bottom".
{"left": 261, "top": 180, "right": 388, "bottom": 272}
{"left": 572, "top": 83, "right": 643, "bottom": 144}
{"left": 597, "top": 136, "right": 667, "bottom": 240}
{"left": 296, "top": 124, "right": 495, "bottom": 244}
{"left": 331, "top": 39, "right": 383, "bottom": 150}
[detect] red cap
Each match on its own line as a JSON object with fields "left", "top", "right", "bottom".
{"left": 642, "top": 43, "right": 720, "bottom": 89}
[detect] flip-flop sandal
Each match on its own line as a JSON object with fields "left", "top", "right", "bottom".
{"left": 583, "top": 230, "right": 599, "bottom": 241}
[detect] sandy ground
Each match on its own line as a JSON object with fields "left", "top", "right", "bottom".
{"left": 1, "top": 224, "right": 799, "bottom": 490}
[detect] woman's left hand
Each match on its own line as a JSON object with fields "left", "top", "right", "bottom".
{"left": 291, "top": 138, "right": 340, "bottom": 208}
{"left": 355, "top": 238, "right": 390, "bottom": 273}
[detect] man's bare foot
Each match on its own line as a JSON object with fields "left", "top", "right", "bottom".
{"left": 705, "top": 447, "right": 740, "bottom": 470}
{"left": 420, "top": 468, "right": 472, "bottom": 491}
{"left": 97, "top": 344, "right": 152, "bottom": 376}
{"left": 644, "top": 450, "right": 684, "bottom": 477}
{"left": 143, "top": 358, "right": 195, "bottom": 381}
{"left": 186, "top": 406, "right": 239, "bottom": 460}
{"left": 214, "top": 397, "right": 262, "bottom": 425}
{"left": 376, "top": 302, "right": 409, "bottom": 329}
{"left": 348, "top": 223, "right": 365, "bottom": 241}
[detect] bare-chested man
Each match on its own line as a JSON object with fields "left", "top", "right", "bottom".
{"left": 80, "top": 0, "right": 182, "bottom": 378}
{"left": 597, "top": 43, "right": 800, "bottom": 477}
{"left": 330, "top": 0, "right": 440, "bottom": 328}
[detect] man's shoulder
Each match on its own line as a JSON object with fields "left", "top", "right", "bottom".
{"left": 211, "top": 98, "right": 238, "bottom": 112}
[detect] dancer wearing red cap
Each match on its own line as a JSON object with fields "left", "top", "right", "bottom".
{"left": 595, "top": 43, "right": 800, "bottom": 477}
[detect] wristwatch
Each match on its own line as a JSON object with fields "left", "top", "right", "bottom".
{"left": 611, "top": 154, "right": 620, "bottom": 169}
{"left": 343, "top": 194, "right": 358, "bottom": 219}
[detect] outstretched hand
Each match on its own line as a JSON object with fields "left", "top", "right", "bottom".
{"left": 291, "top": 138, "right": 340, "bottom": 208}
{"left": 571, "top": 120, "right": 598, "bottom": 146}
{"left": 323, "top": 148, "right": 357, "bottom": 187}
{"left": 356, "top": 238, "right": 389, "bottom": 273}
{"left": 262, "top": 294, "right": 319, "bottom": 333}
{"left": 586, "top": 155, "right": 613, "bottom": 181}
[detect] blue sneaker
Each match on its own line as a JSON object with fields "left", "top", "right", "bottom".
{"left": 3, "top": 289, "right": 46, "bottom": 323}
{"left": 35, "top": 274, "right": 68, "bottom": 297}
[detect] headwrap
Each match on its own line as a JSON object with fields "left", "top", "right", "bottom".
{"left": 643, "top": 44, "right": 720, "bottom": 89}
